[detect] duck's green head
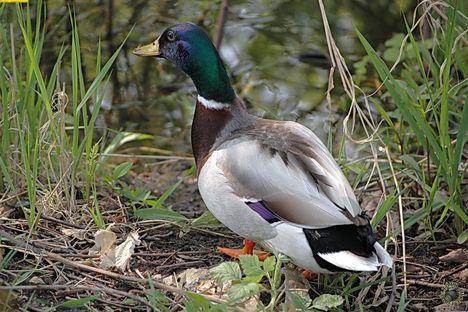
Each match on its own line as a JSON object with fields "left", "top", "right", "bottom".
{"left": 133, "top": 23, "right": 235, "bottom": 104}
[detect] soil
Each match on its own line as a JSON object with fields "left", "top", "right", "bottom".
{"left": 0, "top": 160, "right": 466, "bottom": 311}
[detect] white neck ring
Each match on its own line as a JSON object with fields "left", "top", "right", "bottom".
{"left": 197, "top": 95, "right": 230, "bottom": 110}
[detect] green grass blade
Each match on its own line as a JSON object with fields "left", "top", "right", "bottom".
{"left": 151, "top": 179, "right": 183, "bottom": 209}
{"left": 76, "top": 29, "right": 132, "bottom": 113}
{"left": 439, "top": 1, "right": 457, "bottom": 153}
{"left": 16, "top": 1, "right": 52, "bottom": 117}
{"left": 356, "top": 28, "right": 446, "bottom": 171}
{"left": 452, "top": 96, "right": 468, "bottom": 187}
{"left": 371, "top": 189, "right": 398, "bottom": 229}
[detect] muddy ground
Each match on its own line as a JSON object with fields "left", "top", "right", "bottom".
{"left": 0, "top": 160, "right": 466, "bottom": 311}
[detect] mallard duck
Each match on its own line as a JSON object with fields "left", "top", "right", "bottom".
{"left": 133, "top": 23, "right": 392, "bottom": 273}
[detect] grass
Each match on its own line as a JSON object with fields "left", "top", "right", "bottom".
{"left": 0, "top": 0, "right": 127, "bottom": 229}
{"left": 355, "top": 0, "right": 467, "bottom": 240}
{"left": 0, "top": 0, "right": 466, "bottom": 311}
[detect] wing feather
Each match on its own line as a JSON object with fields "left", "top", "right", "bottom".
{"left": 215, "top": 120, "right": 363, "bottom": 227}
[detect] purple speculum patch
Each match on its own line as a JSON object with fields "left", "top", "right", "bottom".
{"left": 245, "top": 201, "right": 280, "bottom": 223}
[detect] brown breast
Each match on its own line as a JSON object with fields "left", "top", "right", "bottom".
{"left": 191, "top": 101, "right": 233, "bottom": 172}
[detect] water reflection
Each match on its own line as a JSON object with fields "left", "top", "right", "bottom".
{"left": 42, "top": 0, "right": 413, "bottom": 154}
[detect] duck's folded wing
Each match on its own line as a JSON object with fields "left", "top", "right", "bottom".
{"left": 215, "top": 120, "right": 363, "bottom": 228}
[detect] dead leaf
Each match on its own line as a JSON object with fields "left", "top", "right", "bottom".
{"left": 61, "top": 228, "right": 86, "bottom": 240}
{"left": 29, "top": 276, "right": 45, "bottom": 285}
{"left": 100, "top": 231, "right": 140, "bottom": 271}
{"left": 360, "top": 190, "right": 383, "bottom": 216}
{"left": 453, "top": 268, "right": 468, "bottom": 283}
{"left": 283, "top": 266, "right": 309, "bottom": 312}
{"left": 434, "top": 302, "right": 468, "bottom": 312}
{"left": 413, "top": 303, "right": 428, "bottom": 311}
{"left": 163, "top": 268, "right": 219, "bottom": 293}
{"left": 0, "top": 289, "right": 15, "bottom": 310}
{"left": 0, "top": 204, "right": 14, "bottom": 218}
{"left": 161, "top": 267, "right": 257, "bottom": 310}
{"left": 439, "top": 249, "right": 468, "bottom": 264}
{"left": 162, "top": 268, "right": 230, "bottom": 297}
{"left": 88, "top": 229, "right": 116, "bottom": 256}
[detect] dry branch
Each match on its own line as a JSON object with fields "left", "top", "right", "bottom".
{"left": 213, "top": 0, "right": 229, "bottom": 49}
{"left": 0, "top": 226, "right": 237, "bottom": 308}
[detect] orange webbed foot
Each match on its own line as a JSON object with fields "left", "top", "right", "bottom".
{"left": 217, "top": 240, "right": 271, "bottom": 261}
{"left": 301, "top": 270, "right": 317, "bottom": 280}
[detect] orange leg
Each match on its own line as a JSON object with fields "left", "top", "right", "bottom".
{"left": 301, "top": 270, "right": 317, "bottom": 280}
{"left": 218, "top": 239, "right": 271, "bottom": 261}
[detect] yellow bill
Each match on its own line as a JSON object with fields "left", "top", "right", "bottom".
{"left": 133, "top": 36, "right": 161, "bottom": 57}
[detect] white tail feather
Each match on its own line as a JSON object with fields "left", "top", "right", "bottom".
{"left": 318, "top": 251, "right": 379, "bottom": 271}
{"left": 318, "top": 242, "right": 392, "bottom": 272}
{"left": 373, "top": 242, "right": 393, "bottom": 268}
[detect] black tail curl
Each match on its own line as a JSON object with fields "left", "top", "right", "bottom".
{"left": 303, "top": 221, "right": 377, "bottom": 272}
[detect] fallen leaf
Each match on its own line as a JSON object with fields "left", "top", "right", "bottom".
{"left": 0, "top": 289, "right": 15, "bottom": 310}
{"left": 434, "top": 302, "right": 468, "bottom": 312}
{"left": 61, "top": 228, "right": 86, "bottom": 240}
{"left": 88, "top": 229, "right": 116, "bottom": 256}
{"left": 453, "top": 268, "right": 468, "bottom": 283}
{"left": 100, "top": 231, "right": 140, "bottom": 270}
{"left": 210, "top": 261, "right": 241, "bottom": 283}
{"left": 163, "top": 268, "right": 229, "bottom": 295}
{"left": 283, "top": 266, "right": 310, "bottom": 311}
{"left": 439, "top": 249, "right": 468, "bottom": 264}
{"left": 29, "top": 276, "right": 45, "bottom": 285}
{"left": 0, "top": 204, "right": 15, "bottom": 218}
{"left": 312, "top": 294, "right": 344, "bottom": 310}
{"left": 413, "top": 303, "right": 428, "bottom": 311}
{"left": 228, "top": 282, "right": 259, "bottom": 302}
{"left": 161, "top": 267, "right": 258, "bottom": 310}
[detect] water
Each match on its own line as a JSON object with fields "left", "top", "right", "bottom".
{"left": 42, "top": 0, "right": 413, "bottom": 155}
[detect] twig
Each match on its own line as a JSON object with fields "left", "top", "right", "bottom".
{"left": 394, "top": 259, "right": 437, "bottom": 272}
{"left": 213, "top": 0, "right": 229, "bottom": 49}
{"left": 385, "top": 264, "right": 397, "bottom": 312}
{"left": 0, "top": 227, "right": 236, "bottom": 308}
{"left": 404, "top": 279, "right": 441, "bottom": 289}
{"left": 40, "top": 214, "right": 86, "bottom": 229}
{"left": 133, "top": 250, "right": 211, "bottom": 257}
{"left": 94, "top": 298, "right": 146, "bottom": 311}
{"left": 385, "top": 146, "right": 407, "bottom": 293}
{"left": 54, "top": 253, "right": 98, "bottom": 258}
{"left": 0, "top": 284, "right": 156, "bottom": 310}
{"left": 439, "top": 262, "right": 468, "bottom": 279}
{"left": 405, "top": 279, "right": 468, "bottom": 292}
{"left": 98, "top": 152, "right": 192, "bottom": 161}
{"left": 0, "top": 190, "right": 27, "bottom": 204}
{"left": 157, "top": 260, "right": 205, "bottom": 271}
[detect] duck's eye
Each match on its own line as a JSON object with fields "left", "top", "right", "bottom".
{"left": 166, "top": 31, "right": 176, "bottom": 42}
